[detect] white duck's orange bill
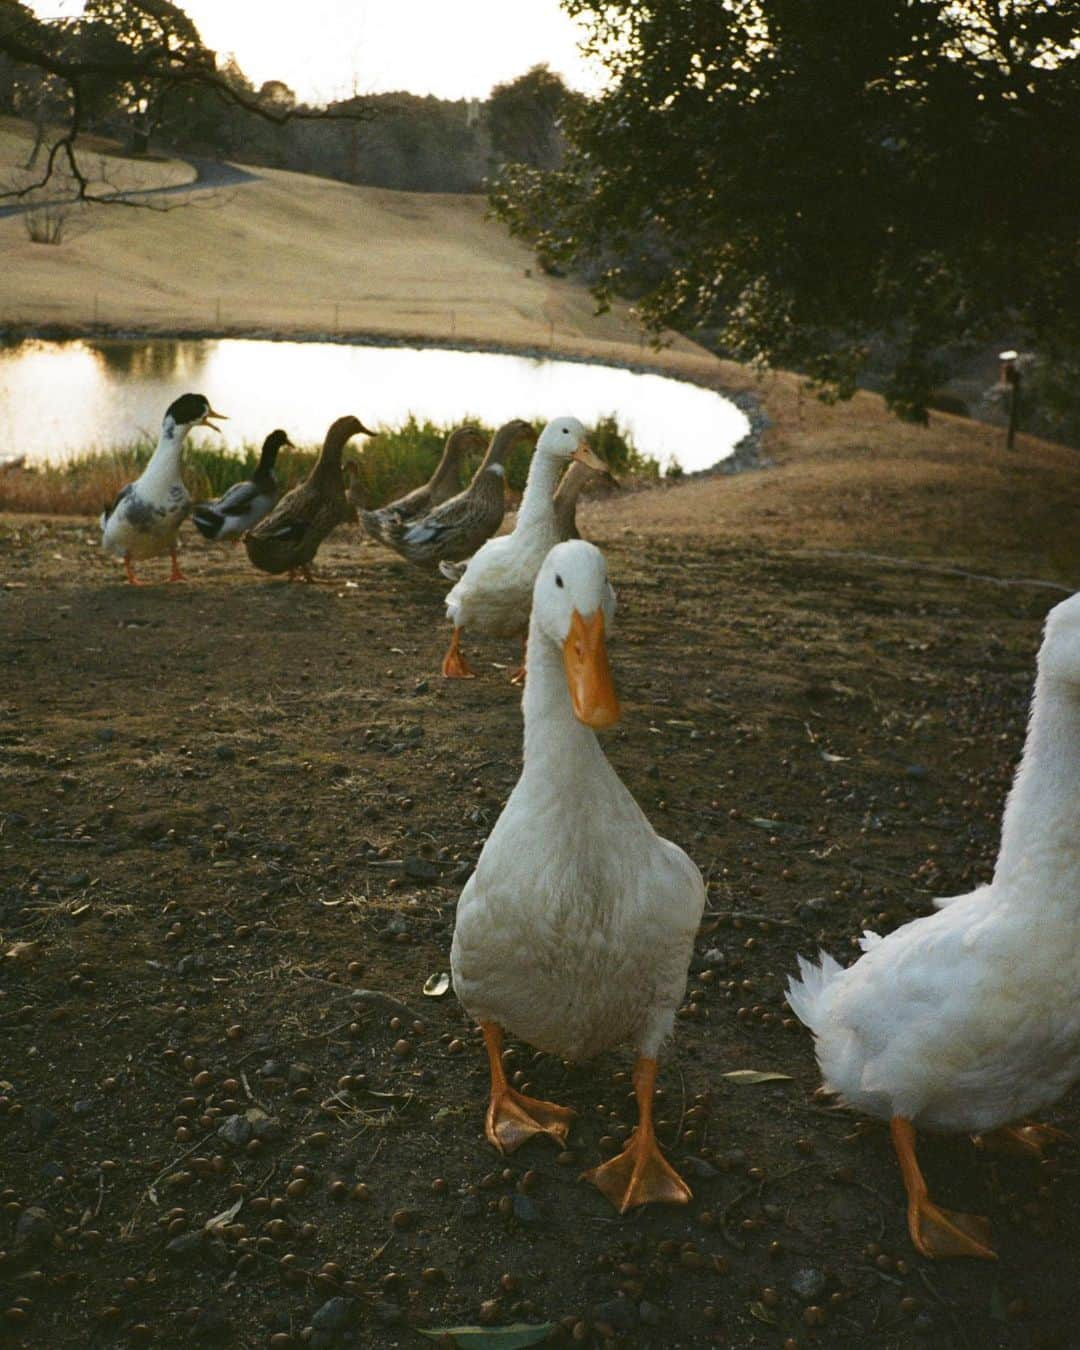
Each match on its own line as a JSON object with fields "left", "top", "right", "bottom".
{"left": 563, "top": 608, "right": 620, "bottom": 729}
{"left": 571, "top": 443, "right": 610, "bottom": 474}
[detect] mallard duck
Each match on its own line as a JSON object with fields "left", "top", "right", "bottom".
{"left": 451, "top": 540, "right": 706, "bottom": 1211}
{"left": 787, "top": 591, "right": 1080, "bottom": 1261}
{"left": 100, "top": 392, "right": 227, "bottom": 585}
{"left": 377, "top": 419, "right": 536, "bottom": 568}
{"left": 553, "top": 458, "right": 619, "bottom": 542}
{"left": 244, "top": 415, "right": 370, "bottom": 581}
{"left": 360, "top": 424, "right": 484, "bottom": 544}
{"left": 191, "top": 429, "right": 292, "bottom": 543}
{"left": 441, "top": 416, "right": 608, "bottom": 678}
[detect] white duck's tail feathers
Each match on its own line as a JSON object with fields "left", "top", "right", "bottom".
{"left": 786, "top": 951, "right": 845, "bottom": 1033}
{"left": 439, "top": 558, "right": 467, "bottom": 583}
{"left": 933, "top": 882, "right": 990, "bottom": 911}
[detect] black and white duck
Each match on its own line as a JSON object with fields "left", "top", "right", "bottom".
{"left": 100, "top": 392, "right": 227, "bottom": 585}
{"left": 191, "top": 429, "right": 293, "bottom": 543}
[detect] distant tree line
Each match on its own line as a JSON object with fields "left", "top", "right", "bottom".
{"left": 0, "top": 0, "right": 579, "bottom": 197}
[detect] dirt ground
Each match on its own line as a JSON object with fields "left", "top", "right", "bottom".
{"left": 1, "top": 494, "right": 1077, "bottom": 1349}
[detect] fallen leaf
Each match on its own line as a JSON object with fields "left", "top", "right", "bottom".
{"left": 721, "top": 1070, "right": 793, "bottom": 1085}
{"left": 418, "top": 1325, "right": 556, "bottom": 1349}
{"left": 423, "top": 972, "right": 451, "bottom": 998}
{"left": 747, "top": 817, "right": 801, "bottom": 834}
{"left": 4, "top": 940, "right": 42, "bottom": 962}
{"left": 749, "top": 1301, "right": 779, "bottom": 1325}
{"left": 204, "top": 1196, "right": 243, "bottom": 1232}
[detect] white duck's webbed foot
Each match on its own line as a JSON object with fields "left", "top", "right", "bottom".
{"left": 582, "top": 1056, "right": 692, "bottom": 1213}
{"left": 481, "top": 1023, "right": 574, "bottom": 1154}
{"left": 890, "top": 1117, "right": 996, "bottom": 1261}
{"left": 973, "top": 1122, "right": 1070, "bottom": 1160}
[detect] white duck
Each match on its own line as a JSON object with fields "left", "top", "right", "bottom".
{"left": 101, "top": 393, "right": 227, "bottom": 584}
{"left": 451, "top": 541, "right": 706, "bottom": 1212}
{"left": 440, "top": 416, "right": 607, "bottom": 679}
{"left": 788, "top": 591, "right": 1080, "bottom": 1261}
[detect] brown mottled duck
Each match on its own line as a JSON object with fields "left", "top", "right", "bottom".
{"left": 377, "top": 419, "right": 536, "bottom": 568}
{"left": 360, "top": 424, "right": 485, "bottom": 545}
{"left": 244, "top": 415, "right": 370, "bottom": 581}
{"left": 553, "top": 458, "right": 619, "bottom": 542}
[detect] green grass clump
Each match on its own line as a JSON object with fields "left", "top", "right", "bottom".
{"left": 0, "top": 416, "right": 657, "bottom": 517}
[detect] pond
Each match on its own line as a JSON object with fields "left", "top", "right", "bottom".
{"left": 0, "top": 337, "right": 751, "bottom": 472}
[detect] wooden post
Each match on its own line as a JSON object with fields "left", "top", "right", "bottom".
{"left": 999, "top": 350, "right": 1020, "bottom": 451}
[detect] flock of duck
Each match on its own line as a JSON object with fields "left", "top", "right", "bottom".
{"left": 97, "top": 394, "right": 1080, "bottom": 1260}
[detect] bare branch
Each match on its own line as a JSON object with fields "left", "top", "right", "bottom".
{"left": 0, "top": 6, "right": 373, "bottom": 203}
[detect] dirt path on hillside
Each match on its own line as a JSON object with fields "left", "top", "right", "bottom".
{"left": 0, "top": 515, "right": 1076, "bottom": 1348}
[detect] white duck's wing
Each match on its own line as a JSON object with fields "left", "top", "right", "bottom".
{"left": 791, "top": 886, "right": 1074, "bottom": 1130}
{"left": 444, "top": 533, "right": 513, "bottom": 601}
{"left": 934, "top": 882, "right": 991, "bottom": 910}
{"left": 101, "top": 483, "right": 133, "bottom": 529}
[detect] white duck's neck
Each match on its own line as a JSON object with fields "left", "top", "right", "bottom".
{"left": 521, "top": 617, "right": 608, "bottom": 779}
{"left": 993, "top": 673, "right": 1080, "bottom": 893}
{"left": 138, "top": 423, "right": 188, "bottom": 497}
{"left": 515, "top": 451, "right": 565, "bottom": 534}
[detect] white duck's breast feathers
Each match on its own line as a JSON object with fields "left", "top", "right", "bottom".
{"left": 452, "top": 773, "right": 704, "bottom": 1063}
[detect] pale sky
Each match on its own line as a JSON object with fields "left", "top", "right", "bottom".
{"left": 31, "top": 1, "right": 608, "bottom": 103}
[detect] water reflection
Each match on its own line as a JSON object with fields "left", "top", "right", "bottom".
{"left": 0, "top": 337, "right": 750, "bottom": 472}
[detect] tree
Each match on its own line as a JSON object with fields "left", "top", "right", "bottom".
{"left": 487, "top": 64, "right": 581, "bottom": 170}
{"left": 79, "top": 0, "right": 204, "bottom": 153}
{"left": 490, "top": 0, "right": 1080, "bottom": 420}
{"left": 0, "top": 0, "right": 372, "bottom": 204}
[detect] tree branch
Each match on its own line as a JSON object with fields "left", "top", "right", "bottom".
{"left": 0, "top": 9, "right": 373, "bottom": 204}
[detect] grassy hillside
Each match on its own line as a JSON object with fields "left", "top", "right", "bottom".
{"left": 0, "top": 117, "right": 677, "bottom": 354}
{"left": 585, "top": 356, "right": 1080, "bottom": 586}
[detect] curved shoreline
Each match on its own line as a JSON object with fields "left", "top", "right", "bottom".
{"left": 0, "top": 321, "right": 770, "bottom": 479}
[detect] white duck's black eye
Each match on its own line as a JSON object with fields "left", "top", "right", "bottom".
{"left": 555, "top": 574, "right": 564, "bottom": 588}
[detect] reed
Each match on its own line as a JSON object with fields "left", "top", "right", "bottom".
{"left": 0, "top": 416, "right": 658, "bottom": 517}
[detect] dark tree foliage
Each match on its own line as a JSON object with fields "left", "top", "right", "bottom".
{"left": 0, "top": 0, "right": 371, "bottom": 203}
{"left": 490, "top": 0, "right": 1080, "bottom": 420}
{"left": 487, "top": 64, "right": 582, "bottom": 170}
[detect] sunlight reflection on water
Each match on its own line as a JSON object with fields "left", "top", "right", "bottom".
{"left": 0, "top": 337, "right": 750, "bottom": 471}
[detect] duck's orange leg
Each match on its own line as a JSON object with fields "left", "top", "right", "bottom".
{"left": 974, "top": 1122, "right": 1070, "bottom": 1159}
{"left": 441, "top": 627, "right": 475, "bottom": 679}
{"left": 509, "top": 636, "right": 528, "bottom": 686}
{"left": 123, "top": 553, "right": 146, "bottom": 586}
{"left": 890, "top": 1117, "right": 996, "bottom": 1260}
{"left": 481, "top": 1023, "right": 575, "bottom": 1154}
{"left": 582, "top": 1057, "right": 692, "bottom": 1213}
{"left": 168, "top": 548, "right": 188, "bottom": 583}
